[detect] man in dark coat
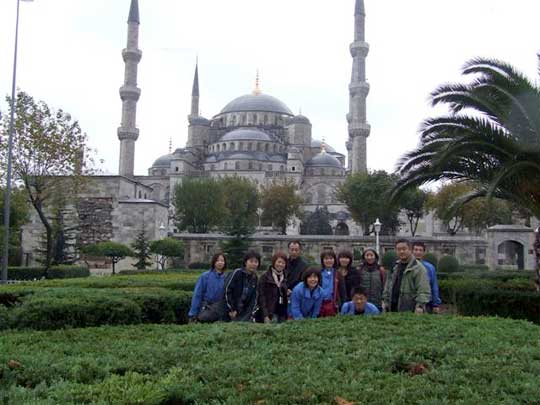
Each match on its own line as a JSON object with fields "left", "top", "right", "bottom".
{"left": 285, "top": 240, "right": 309, "bottom": 293}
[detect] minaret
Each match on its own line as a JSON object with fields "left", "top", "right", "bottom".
{"left": 117, "top": 0, "right": 142, "bottom": 177}
{"left": 347, "top": 0, "right": 370, "bottom": 173}
{"left": 190, "top": 62, "right": 199, "bottom": 118}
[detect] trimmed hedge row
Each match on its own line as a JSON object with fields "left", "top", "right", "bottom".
{"left": 1, "top": 316, "right": 539, "bottom": 403}
{"left": 0, "top": 287, "right": 192, "bottom": 330}
{"left": 7, "top": 265, "right": 90, "bottom": 281}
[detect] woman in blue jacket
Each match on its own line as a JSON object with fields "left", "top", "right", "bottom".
{"left": 189, "top": 253, "right": 227, "bottom": 322}
{"left": 290, "top": 268, "right": 323, "bottom": 320}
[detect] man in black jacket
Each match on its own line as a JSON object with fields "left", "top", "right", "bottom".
{"left": 285, "top": 240, "right": 309, "bottom": 293}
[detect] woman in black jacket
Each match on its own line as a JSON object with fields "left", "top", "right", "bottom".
{"left": 256, "top": 252, "right": 289, "bottom": 323}
{"left": 224, "top": 251, "right": 261, "bottom": 322}
{"left": 337, "top": 250, "right": 360, "bottom": 301}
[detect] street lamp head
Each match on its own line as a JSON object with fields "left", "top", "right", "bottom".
{"left": 374, "top": 218, "right": 382, "bottom": 234}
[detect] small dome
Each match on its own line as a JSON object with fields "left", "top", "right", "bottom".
{"left": 220, "top": 93, "right": 293, "bottom": 115}
{"left": 305, "top": 152, "right": 342, "bottom": 168}
{"left": 311, "top": 139, "right": 336, "bottom": 153}
{"left": 220, "top": 129, "right": 272, "bottom": 142}
{"left": 152, "top": 154, "right": 174, "bottom": 168}
{"left": 189, "top": 116, "right": 210, "bottom": 126}
{"left": 290, "top": 114, "right": 311, "bottom": 125}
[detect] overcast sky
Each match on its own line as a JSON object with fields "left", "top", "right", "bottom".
{"left": 0, "top": 0, "right": 538, "bottom": 176}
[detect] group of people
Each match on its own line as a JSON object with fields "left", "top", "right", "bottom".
{"left": 188, "top": 239, "right": 441, "bottom": 323}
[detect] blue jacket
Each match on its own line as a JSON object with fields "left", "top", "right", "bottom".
{"left": 340, "top": 301, "right": 380, "bottom": 316}
{"left": 290, "top": 283, "right": 323, "bottom": 320}
{"left": 422, "top": 260, "right": 442, "bottom": 307}
{"left": 188, "top": 269, "right": 226, "bottom": 317}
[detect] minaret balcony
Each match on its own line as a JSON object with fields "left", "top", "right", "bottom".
{"left": 120, "top": 85, "right": 141, "bottom": 101}
{"left": 117, "top": 127, "right": 140, "bottom": 141}
{"left": 349, "top": 82, "right": 370, "bottom": 96}
{"left": 348, "top": 122, "right": 371, "bottom": 138}
{"left": 350, "top": 41, "right": 369, "bottom": 57}
{"left": 122, "top": 48, "right": 142, "bottom": 63}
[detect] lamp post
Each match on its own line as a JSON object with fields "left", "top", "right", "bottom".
{"left": 374, "top": 218, "right": 382, "bottom": 256}
{"left": 2, "top": 0, "right": 33, "bottom": 284}
{"left": 156, "top": 223, "right": 166, "bottom": 270}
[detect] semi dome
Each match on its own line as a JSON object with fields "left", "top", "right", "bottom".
{"left": 311, "top": 139, "right": 336, "bottom": 153}
{"left": 220, "top": 129, "right": 272, "bottom": 142}
{"left": 152, "top": 154, "right": 174, "bottom": 168}
{"left": 305, "top": 152, "right": 342, "bottom": 168}
{"left": 290, "top": 114, "right": 311, "bottom": 125}
{"left": 220, "top": 93, "right": 293, "bottom": 115}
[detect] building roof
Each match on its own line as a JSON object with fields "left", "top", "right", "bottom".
{"left": 128, "top": 0, "right": 140, "bottom": 24}
{"left": 311, "top": 139, "right": 336, "bottom": 153}
{"left": 189, "top": 116, "right": 210, "bottom": 126}
{"left": 290, "top": 114, "right": 311, "bottom": 125}
{"left": 205, "top": 151, "right": 286, "bottom": 163}
{"left": 152, "top": 153, "right": 174, "bottom": 168}
{"left": 305, "top": 151, "right": 342, "bottom": 168}
{"left": 219, "top": 93, "right": 293, "bottom": 115}
{"left": 220, "top": 128, "right": 273, "bottom": 142}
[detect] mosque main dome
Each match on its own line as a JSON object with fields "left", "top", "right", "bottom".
{"left": 220, "top": 93, "right": 293, "bottom": 116}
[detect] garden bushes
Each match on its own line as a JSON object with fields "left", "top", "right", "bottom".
{"left": 7, "top": 265, "right": 90, "bottom": 281}
{"left": 438, "top": 255, "right": 459, "bottom": 273}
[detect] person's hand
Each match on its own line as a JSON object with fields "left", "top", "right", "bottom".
{"left": 229, "top": 310, "right": 237, "bottom": 319}
{"left": 415, "top": 305, "right": 425, "bottom": 315}
{"left": 264, "top": 316, "right": 271, "bottom": 324}
{"left": 432, "top": 306, "right": 441, "bottom": 314}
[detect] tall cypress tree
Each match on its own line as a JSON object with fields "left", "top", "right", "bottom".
{"left": 132, "top": 222, "right": 152, "bottom": 270}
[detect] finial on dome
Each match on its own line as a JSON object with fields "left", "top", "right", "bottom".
{"left": 253, "top": 69, "right": 262, "bottom": 95}
{"left": 169, "top": 137, "right": 172, "bottom": 153}
{"left": 321, "top": 137, "right": 327, "bottom": 154}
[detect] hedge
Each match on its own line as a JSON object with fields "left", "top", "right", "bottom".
{"left": 7, "top": 265, "right": 90, "bottom": 281}
{"left": 0, "top": 287, "right": 193, "bottom": 330}
{"left": 1, "top": 316, "right": 539, "bottom": 403}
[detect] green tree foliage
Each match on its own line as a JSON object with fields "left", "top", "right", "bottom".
{"left": 221, "top": 177, "right": 259, "bottom": 236}
{"left": 429, "top": 182, "right": 513, "bottom": 235}
{"left": 338, "top": 170, "right": 400, "bottom": 235}
{"left": 260, "top": 180, "right": 303, "bottom": 234}
{"left": 382, "top": 250, "right": 398, "bottom": 270}
{"left": 300, "top": 207, "right": 333, "bottom": 235}
{"left": 0, "top": 187, "right": 30, "bottom": 265}
{"left": 391, "top": 58, "right": 540, "bottom": 282}
{"left": 220, "top": 236, "right": 250, "bottom": 270}
{"left": 0, "top": 91, "right": 93, "bottom": 271}
{"left": 399, "top": 187, "right": 428, "bottom": 237}
{"left": 82, "top": 241, "right": 133, "bottom": 275}
{"left": 149, "top": 238, "right": 184, "bottom": 270}
{"left": 172, "top": 178, "right": 225, "bottom": 233}
{"left": 131, "top": 223, "right": 152, "bottom": 270}
{"left": 438, "top": 255, "right": 460, "bottom": 273}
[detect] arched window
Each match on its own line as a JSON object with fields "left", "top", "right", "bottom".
{"left": 264, "top": 115, "right": 268, "bottom": 124}
{"left": 265, "top": 144, "right": 269, "bottom": 152}
{"left": 268, "top": 164, "right": 272, "bottom": 171}
{"left": 222, "top": 143, "right": 227, "bottom": 151}
{"left": 248, "top": 143, "right": 253, "bottom": 151}
{"left": 273, "top": 144, "right": 277, "bottom": 153}
{"left": 230, "top": 143, "right": 234, "bottom": 150}
{"left": 224, "top": 162, "right": 228, "bottom": 170}
{"left": 256, "top": 143, "right": 261, "bottom": 151}
{"left": 138, "top": 191, "right": 142, "bottom": 199}
{"left": 211, "top": 164, "right": 216, "bottom": 171}
{"left": 280, "top": 165, "right": 284, "bottom": 172}
{"left": 239, "top": 142, "right": 244, "bottom": 151}
{"left": 241, "top": 114, "right": 246, "bottom": 125}
{"left": 231, "top": 115, "right": 237, "bottom": 125}
{"left": 235, "top": 161, "right": 240, "bottom": 170}
{"left": 248, "top": 161, "right": 253, "bottom": 170}
{"left": 259, "top": 163, "right": 263, "bottom": 171}
{"left": 217, "top": 145, "right": 220, "bottom": 152}
{"left": 253, "top": 114, "right": 257, "bottom": 124}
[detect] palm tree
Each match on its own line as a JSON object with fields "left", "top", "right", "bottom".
{"left": 393, "top": 57, "right": 540, "bottom": 285}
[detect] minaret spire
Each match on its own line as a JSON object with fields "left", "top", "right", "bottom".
{"left": 347, "top": 0, "right": 370, "bottom": 173}
{"left": 190, "top": 60, "right": 200, "bottom": 117}
{"left": 253, "top": 69, "right": 262, "bottom": 95}
{"left": 117, "top": 0, "right": 142, "bottom": 177}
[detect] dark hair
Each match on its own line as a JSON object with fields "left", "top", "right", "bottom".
{"left": 243, "top": 250, "right": 261, "bottom": 269}
{"left": 287, "top": 240, "right": 303, "bottom": 249}
{"left": 337, "top": 250, "right": 353, "bottom": 271}
{"left": 302, "top": 267, "right": 321, "bottom": 285}
{"left": 320, "top": 249, "right": 337, "bottom": 268}
{"left": 210, "top": 253, "right": 227, "bottom": 270}
{"left": 362, "top": 248, "right": 380, "bottom": 263}
{"left": 271, "top": 251, "right": 288, "bottom": 268}
{"left": 411, "top": 241, "right": 426, "bottom": 251}
{"left": 351, "top": 287, "right": 368, "bottom": 298}
{"left": 395, "top": 238, "right": 411, "bottom": 248}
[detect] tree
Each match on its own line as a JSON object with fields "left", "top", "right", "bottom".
{"left": 221, "top": 177, "right": 259, "bottom": 236}
{"left": 338, "top": 170, "right": 400, "bottom": 235}
{"left": 0, "top": 187, "right": 30, "bottom": 265}
{"left": 0, "top": 92, "right": 93, "bottom": 271}
{"left": 391, "top": 57, "right": 540, "bottom": 284}
{"left": 173, "top": 177, "right": 225, "bottom": 233}
{"left": 131, "top": 223, "right": 152, "bottom": 270}
{"left": 149, "top": 238, "right": 184, "bottom": 270}
{"left": 82, "top": 241, "right": 133, "bottom": 275}
{"left": 429, "top": 182, "right": 514, "bottom": 235}
{"left": 300, "top": 207, "right": 333, "bottom": 235}
{"left": 260, "top": 180, "right": 303, "bottom": 234}
{"left": 399, "top": 187, "right": 428, "bottom": 237}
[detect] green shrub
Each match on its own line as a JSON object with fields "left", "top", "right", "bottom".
{"left": 0, "top": 305, "right": 9, "bottom": 330}
{"left": 47, "top": 265, "right": 90, "bottom": 279}
{"left": 423, "top": 252, "right": 438, "bottom": 267}
{"left": 438, "top": 255, "right": 459, "bottom": 273}
{"left": 187, "top": 262, "right": 208, "bottom": 270}
{"left": 382, "top": 250, "right": 397, "bottom": 270}
{"left": 1, "top": 316, "right": 540, "bottom": 402}
{"left": 6, "top": 267, "right": 45, "bottom": 280}
{"left": 460, "top": 264, "right": 489, "bottom": 272}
